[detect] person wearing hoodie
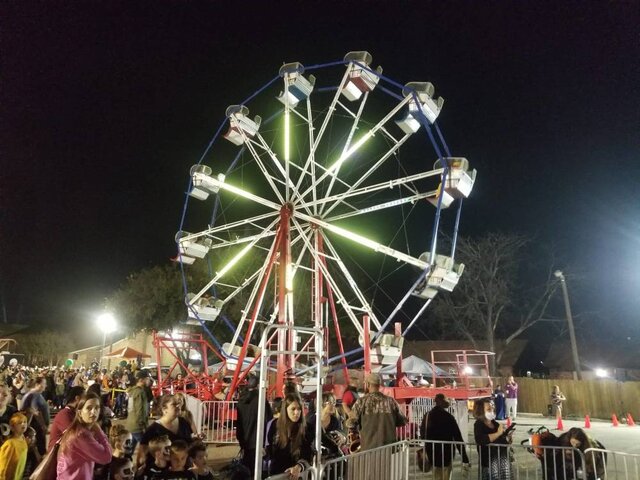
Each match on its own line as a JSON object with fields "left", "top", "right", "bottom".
{"left": 236, "top": 374, "right": 273, "bottom": 476}
{"left": 126, "top": 370, "right": 151, "bottom": 450}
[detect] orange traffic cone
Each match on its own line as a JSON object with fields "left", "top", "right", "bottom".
{"left": 584, "top": 414, "right": 591, "bottom": 428}
{"left": 557, "top": 415, "right": 564, "bottom": 431}
{"left": 506, "top": 417, "right": 512, "bottom": 428}
{"left": 612, "top": 414, "right": 619, "bottom": 427}
{"left": 627, "top": 413, "right": 636, "bottom": 427}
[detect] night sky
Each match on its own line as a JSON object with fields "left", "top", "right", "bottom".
{"left": 2, "top": 2, "right": 639, "bottom": 345}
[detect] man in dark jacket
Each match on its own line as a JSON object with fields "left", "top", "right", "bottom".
{"left": 236, "top": 374, "right": 273, "bottom": 477}
{"left": 421, "top": 393, "right": 470, "bottom": 479}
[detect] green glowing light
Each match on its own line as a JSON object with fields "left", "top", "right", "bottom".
{"left": 284, "top": 109, "right": 290, "bottom": 162}
{"left": 217, "top": 242, "right": 254, "bottom": 278}
{"left": 329, "top": 131, "right": 373, "bottom": 173}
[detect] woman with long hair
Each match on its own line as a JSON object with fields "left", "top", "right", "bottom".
{"left": 56, "top": 393, "right": 112, "bottom": 479}
{"left": 560, "top": 427, "right": 606, "bottom": 480}
{"left": 473, "top": 398, "right": 513, "bottom": 480}
{"left": 266, "top": 393, "right": 313, "bottom": 478}
{"left": 136, "top": 394, "right": 193, "bottom": 468}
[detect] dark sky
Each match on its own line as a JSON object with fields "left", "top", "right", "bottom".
{"left": 2, "top": 2, "right": 639, "bottom": 344}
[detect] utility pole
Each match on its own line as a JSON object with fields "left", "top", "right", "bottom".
{"left": 554, "top": 270, "right": 582, "bottom": 380}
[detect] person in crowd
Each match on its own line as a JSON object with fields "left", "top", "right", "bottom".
{"left": 138, "top": 395, "right": 194, "bottom": 468}
{"left": 22, "top": 427, "right": 41, "bottom": 479}
{"left": 174, "top": 392, "right": 199, "bottom": 436}
{"left": 20, "top": 376, "right": 50, "bottom": 456}
{"left": 265, "top": 393, "right": 313, "bottom": 478}
{"left": 127, "top": 370, "right": 152, "bottom": 450}
{"left": 236, "top": 374, "right": 273, "bottom": 474}
{"left": 189, "top": 442, "right": 214, "bottom": 480}
{"left": 306, "top": 392, "right": 345, "bottom": 459}
{"left": 110, "top": 424, "right": 134, "bottom": 459}
{"left": 0, "top": 412, "right": 28, "bottom": 480}
{"left": 559, "top": 427, "right": 606, "bottom": 480}
{"left": 0, "top": 384, "right": 17, "bottom": 438}
{"left": 49, "top": 386, "right": 85, "bottom": 450}
{"left": 420, "top": 394, "right": 469, "bottom": 480}
{"left": 109, "top": 456, "right": 135, "bottom": 480}
{"left": 347, "top": 372, "right": 407, "bottom": 451}
{"left": 473, "top": 398, "right": 513, "bottom": 480}
{"left": 493, "top": 384, "right": 506, "bottom": 420}
{"left": 504, "top": 376, "right": 518, "bottom": 420}
{"left": 166, "top": 439, "right": 195, "bottom": 480}
{"left": 140, "top": 435, "right": 171, "bottom": 479}
{"left": 340, "top": 378, "right": 359, "bottom": 418}
{"left": 550, "top": 385, "right": 567, "bottom": 419}
{"left": 54, "top": 370, "right": 67, "bottom": 409}
{"left": 56, "top": 392, "right": 112, "bottom": 480}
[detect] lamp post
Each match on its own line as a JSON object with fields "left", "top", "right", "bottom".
{"left": 554, "top": 270, "right": 582, "bottom": 380}
{"left": 97, "top": 313, "right": 117, "bottom": 371}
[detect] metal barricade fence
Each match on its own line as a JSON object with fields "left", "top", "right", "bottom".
{"left": 584, "top": 448, "right": 640, "bottom": 480}
{"left": 200, "top": 400, "right": 238, "bottom": 444}
{"left": 320, "top": 442, "right": 410, "bottom": 480}
{"left": 405, "top": 439, "right": 586, "bottom": 480}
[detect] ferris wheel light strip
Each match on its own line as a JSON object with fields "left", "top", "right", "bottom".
{"left": 284, "top": 109, "right": 290, "bottom": 162}
{"left": 189, "top": 217, "right": 280, "bottom": 306}
{"left": 326, "top": 190, "right": 437, "bottom": 222}
{"left": 294, "top": 210, "right": 427, "bottom": 270}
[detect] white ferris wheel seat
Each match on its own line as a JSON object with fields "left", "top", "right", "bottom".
{"left": 189, "top": 165, "right": 225, "bottom": 201}
{"left": 358, "top": 332, "right": 404, "bottom": 366}
{"left": 341, "top": 51, "right": 383, "bottom": 102}
{"left": 223, "top": 105, "right": 261, "bottom": 146}
{"left": 399, "top": 81, "right": 445, "bottom": 126}
{"left": 277, "top": 62, "right": 316, "bottom": 108}
{"left": 176, "top": 231, "right": 211, "bottom": 260}
{"left": 412, "top": 252, "right": 465, "bottom": 299}
{"left": 187, "top": 293, "right": 224, "bottom": 322}
{"left": 427, "top": 157, "right": 477, "bottom": 208}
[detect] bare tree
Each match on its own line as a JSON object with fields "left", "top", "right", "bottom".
{"left": 428, "top": 233, "right": 562, "bottom": 373}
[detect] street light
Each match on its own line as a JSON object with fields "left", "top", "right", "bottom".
{"left": 554, "top": 270, "right": 582, "bottom": 380}
{"left": 97, "top": 313, "right": 117, "bottom": 370}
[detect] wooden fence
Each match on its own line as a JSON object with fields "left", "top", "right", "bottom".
{"left": 496, "top": 377, "right": 640, "bottom": 420}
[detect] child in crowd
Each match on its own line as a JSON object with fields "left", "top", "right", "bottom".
{"left": 189, "top": 442, "right": 214, "bottom": 480}
{"left": 166, "top": 440, "right": 195, "bottom": 480}
{"left": 21, "top": 427, "right": 40, "bottom": 479}
{"left": 0, "top": 412, "right": 28, "bottom": 480}
{"left": 110, "top": 456, "right": 135, "bottom": 480}
{"left": 141, "top": 435, "right": 171, "bottom": 480}
{"left": 110, "top": 424, "right": 134, "bottom": 459}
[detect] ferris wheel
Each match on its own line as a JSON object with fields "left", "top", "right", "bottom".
{"left": 175, "top": 51, "right": 476, "bottom": 396}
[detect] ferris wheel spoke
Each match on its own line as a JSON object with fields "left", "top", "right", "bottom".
{"left": 298, "top": 95, "right": 412, "bottom": 209}
{"left": 241, "top": 137, "right": 286, "bottom": 204}
{"left": 189, "top": 217, "right": 280, "bottom": 305}
{"left": 320, "top": 233, "right": 382, "bottom": 330}
{"left": 325, "top": 189, "right": 437, "bottom": 222}
{"left": 297, "top": 167, "right": 442, "bottom": 213}
{"left": 321, "top": 132, "right": 413, "bottom": 217}
{"left": 291, "top": 217, "right": 365, "bottom": 337}
{"left": 252, "top": 133, "right": 314, "bottom": 215}
{"left": 182, "top": 212, "right": 278, "bottom": 244}
{"left": 294, "top": 209, "right": 427, "bottom": 270}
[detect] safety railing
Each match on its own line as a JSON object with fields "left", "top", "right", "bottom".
{"left": 200, "top": 399, "right": 238, "bottom": 444}
{"left": 266, "top": 467, "right": 317, "bottom": 480}
{"left": 320, "top": 441, "right": 409, "bottom": 480}
{"left": 584, "top": 447, "right": 640, "bottom": 480}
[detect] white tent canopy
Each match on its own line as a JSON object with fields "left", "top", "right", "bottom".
{"left": 379, "top": 355, "right": 449, "bottom": 377}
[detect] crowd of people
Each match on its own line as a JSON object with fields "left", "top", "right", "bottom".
{"left": 0, "top": 363, "right": 213, "bottom": 480}
{"left": 0, "top": 362, "right": 603, "bottom": 480}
